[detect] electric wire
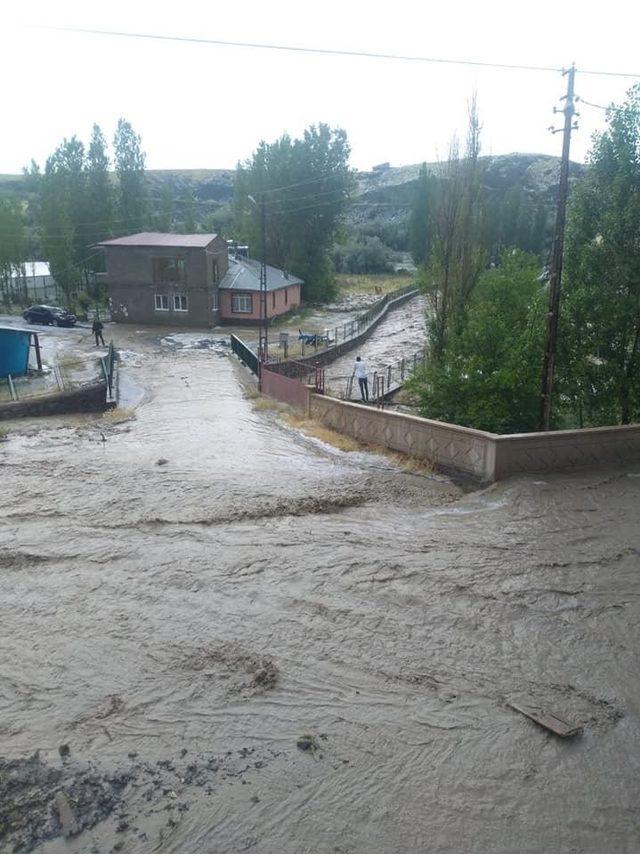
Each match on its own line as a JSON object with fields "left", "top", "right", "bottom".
{"left": 39, "top": 26, "right": 640, "bottom": 80}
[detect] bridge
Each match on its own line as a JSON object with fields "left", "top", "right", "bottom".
{"left": 324, "top": 347, "right": 426, "bottom": 403}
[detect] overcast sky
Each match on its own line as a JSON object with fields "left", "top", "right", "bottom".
{"left": 2, "top": 0, "right": 639, "bottom": 174}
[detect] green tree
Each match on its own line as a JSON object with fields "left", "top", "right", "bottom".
{"left": 409, "top": 163, "right": 435, "bottom": 265}
{"left": 114, "top": 118, "right": 147, "bottom": 233}
{"left": 0, "top": 199, "right": 27, "bottom": 301}
{"left": 409, "top": 251, "right": 545, "bottom": 433}
{"left": 561, "top": 83, "right": 640, "bottom": 425}
{"left": 182, "top": 194, "right": 197, "bottom": 232}
{"left": 28, "top": 138, "right": 87, "bottom": 300}
{"left": 234, "top": 123, "right": 354, "bottom": 302}
{"left": 424, "top": 95, "right": 486, "bottom": 362}
{"left": 85, "top": 124, "right": 113, "bottom": 260}
{"left": 155, "top": 186, "right": 174, "bottom": 231}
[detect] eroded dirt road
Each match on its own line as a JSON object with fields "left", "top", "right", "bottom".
{"left": 1, "top": 326, "right": 639, "bottom": 853}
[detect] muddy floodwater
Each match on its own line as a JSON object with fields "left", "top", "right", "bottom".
{"left": 1, "top": 320, "right": 640, "bottom": 853}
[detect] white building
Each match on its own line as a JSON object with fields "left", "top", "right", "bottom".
{"left": 9, "top": 262, "right": 56, "bottom": 301}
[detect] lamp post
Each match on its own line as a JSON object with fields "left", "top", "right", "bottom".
{"left": 248, "top": 194, "right": 268, "bottom": 367}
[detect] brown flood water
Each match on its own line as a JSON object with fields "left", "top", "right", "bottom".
{"left": 1, "top": 327, "right": 639, "bottom": 853}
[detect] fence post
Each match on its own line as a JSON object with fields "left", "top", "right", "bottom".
{"left": 401, "top": 358, "right": 405, "bottom": 381}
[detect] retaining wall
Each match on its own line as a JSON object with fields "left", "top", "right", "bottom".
{"left": 494, "top": 423, "right": 640, "bottom": 478}
{"left": 0, "top": 381, "right": 111, "bottom": 421}
{"left": 308, "top": 394, "right": 640, "bottom": 482}
{"left": 310, "top": 394, "right": 497, "bottom": 480}
{"left": 268, "top": 288, "right": 418, "bottom": 376}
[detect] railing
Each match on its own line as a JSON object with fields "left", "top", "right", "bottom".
{"left": 6, "top": 374, "right": 17, "bottom": 401}
{"left": 100, "top": 341, "right": 116, "bottom": 401}
{"left": 300, "top": 283, "right": 418, "bottom": 354}
{"left": 326, "top": 347, "right": 427, "bottom": 401}
{"left": 230, "top": 333, "right": 259, "bottom": 375}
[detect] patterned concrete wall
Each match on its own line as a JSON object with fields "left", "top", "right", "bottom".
{"left": 310, "top": 394, "right": 496, "bottom": 480}
{"left": 494, "top": 424, "right": 640, "bottom": 478}
{"left": 309, "top": 395, "right": 640, "bottom": 481}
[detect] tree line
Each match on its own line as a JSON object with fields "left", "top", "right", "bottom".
{"left": 408, "top": 85, "right": 640, "bottom": 431}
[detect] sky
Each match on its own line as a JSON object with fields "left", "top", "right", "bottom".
{"left": 2, "top": 0, "right": 640, "bottom": 174}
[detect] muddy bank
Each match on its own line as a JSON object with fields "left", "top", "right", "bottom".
{"left": 1, "top": 327, "right": 640, "bottom": 853}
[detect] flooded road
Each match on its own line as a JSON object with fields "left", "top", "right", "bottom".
{"left": 1, "top": 325, "right": 640, "bottom": 853}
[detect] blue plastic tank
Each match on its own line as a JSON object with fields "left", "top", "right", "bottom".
{"left": 0, "top": 327, "right": 31, "bottom": 378}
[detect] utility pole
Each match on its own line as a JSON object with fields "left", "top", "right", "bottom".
{"left": 258, "top": 193, "right": 268, "bottom": 365}
{"left": 538, "top": 64, "right": 578, "bottom": 431}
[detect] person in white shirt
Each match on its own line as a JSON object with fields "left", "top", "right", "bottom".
{"left": 354, "top": 356, "right": 369, "bottom": 401}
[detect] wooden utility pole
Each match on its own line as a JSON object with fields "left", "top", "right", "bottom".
{"left": 539, "top": 64, "right": 577, "bottom": 431}
{"left": 258, "top": 193, "right": 268, "bottom": 365}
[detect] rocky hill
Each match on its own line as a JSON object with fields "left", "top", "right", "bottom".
{"left": 0, "top": 153, "right": 584, "bottom": 238}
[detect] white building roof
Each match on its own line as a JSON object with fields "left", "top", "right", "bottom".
{"left": 10, "top": 261, "right": 52, "bottom": 278}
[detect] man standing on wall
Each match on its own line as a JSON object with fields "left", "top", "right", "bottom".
{"left": 354, "top": 356, "right": 369, "bottom": 402}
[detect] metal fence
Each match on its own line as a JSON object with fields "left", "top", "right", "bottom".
{"left": 327, "top": 347, "right": 427, "bottom": 401}
{"left": 294, "top": 283, "right": 418, "bottom": 355}
{"left": 100, "top": 341, "right": 116, "bottom": 402}
{"left": 230, "top": 333, "right": 259, "bottom": 375}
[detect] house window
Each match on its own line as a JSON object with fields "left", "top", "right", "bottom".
{"left": 154, "top": 293, "right": 169, "bottom": 311}
{"left": 174, "top": 294, "right": 188, "bottom": 312}
{"left": 285, "top": 288, "right": 288, "bottom": 305}
{"left": 153, "top": 257, "right": 185, "bottom": 285}
{"left": 212, "top": 291, "right": 219, "bottom": 311}
{"left": 231, "top": 294, "right": 252, "bottom": 313}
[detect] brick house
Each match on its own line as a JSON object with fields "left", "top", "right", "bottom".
{"left": 218, "top": 257, "right": 302, "bottom": 323}
{"left": 97, "top": 232, "right": 302, "bottom": 327}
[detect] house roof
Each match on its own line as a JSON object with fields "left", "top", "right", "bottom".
{"left": 219, "top": 258, "right": 303, "bottom": 293}
{"left": 96, "top": 232, "right": 218, "bottom": 248}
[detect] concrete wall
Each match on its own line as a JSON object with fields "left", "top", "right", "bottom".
{"left": 268, "top": 288, "right": 418, "bottom": 374}
{"left": 261, "top": 368, "right": 312, "bottom": 409}
{"left": 0, "top": 381, "right": 109, "bottom": 421}
{"left": 310, "top": 394, "right": 497, "bottom": 480}
{"left": 219, "top": 284, "right": 302, "bottom": 323}
{"left": 307, "top": 394, "right": 640, "bottom": 482}
{"left": 494, "top": 423, "right": 640, "bottom": 478}
{"left": 105, "top": 236, "right": 227, "bottom": 328}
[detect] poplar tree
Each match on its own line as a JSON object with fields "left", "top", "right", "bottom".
{"left": 85, "top": 124, "right": 113, "bottom": 256}
{"left": 114, "top": 118, "right": 147, "bottom": 234}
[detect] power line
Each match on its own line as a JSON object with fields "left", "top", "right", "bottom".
{"left": 576, "top": 96, "right": 610, "bottom": 111}
{"left": 39, "top": 26, "right": 640, "bottom": 79}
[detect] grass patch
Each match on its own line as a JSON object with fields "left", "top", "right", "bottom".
{"left": 335, "top": 272, "right": 413, "bottom": 296}
{"left": 285, "top": 412, "right": 435, "bottom": 474}
{"left": 251, "top": 396, "right": 291, "bottom": 413}
{"left": 285, "top": 412, "right": 361, "bottom": 452}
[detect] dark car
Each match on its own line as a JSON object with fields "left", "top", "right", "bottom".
{"left": 22, "top": 305, "right": 77, "bottom": 327}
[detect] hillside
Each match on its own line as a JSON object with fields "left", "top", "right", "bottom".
{"left": 1, "top": 153, "right": 582, "bottom": 226}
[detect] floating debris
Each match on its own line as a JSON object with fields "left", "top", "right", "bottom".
{"left": 507, "top": 700, "right": 583, "bottom": 738}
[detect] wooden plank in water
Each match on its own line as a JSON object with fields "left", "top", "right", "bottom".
{"left": 507, "top": 700, "right": 583, "bottom": 738}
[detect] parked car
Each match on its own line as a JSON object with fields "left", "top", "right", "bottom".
{"left": 22, "top": 305, "right": 77, "bottom": 327}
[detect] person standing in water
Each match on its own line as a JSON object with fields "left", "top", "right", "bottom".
{"left": 354, "top": 356, "right": 369, "bottom": 402}
{"left": 92, "top": 318, "right": 105, "bottom": 347}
